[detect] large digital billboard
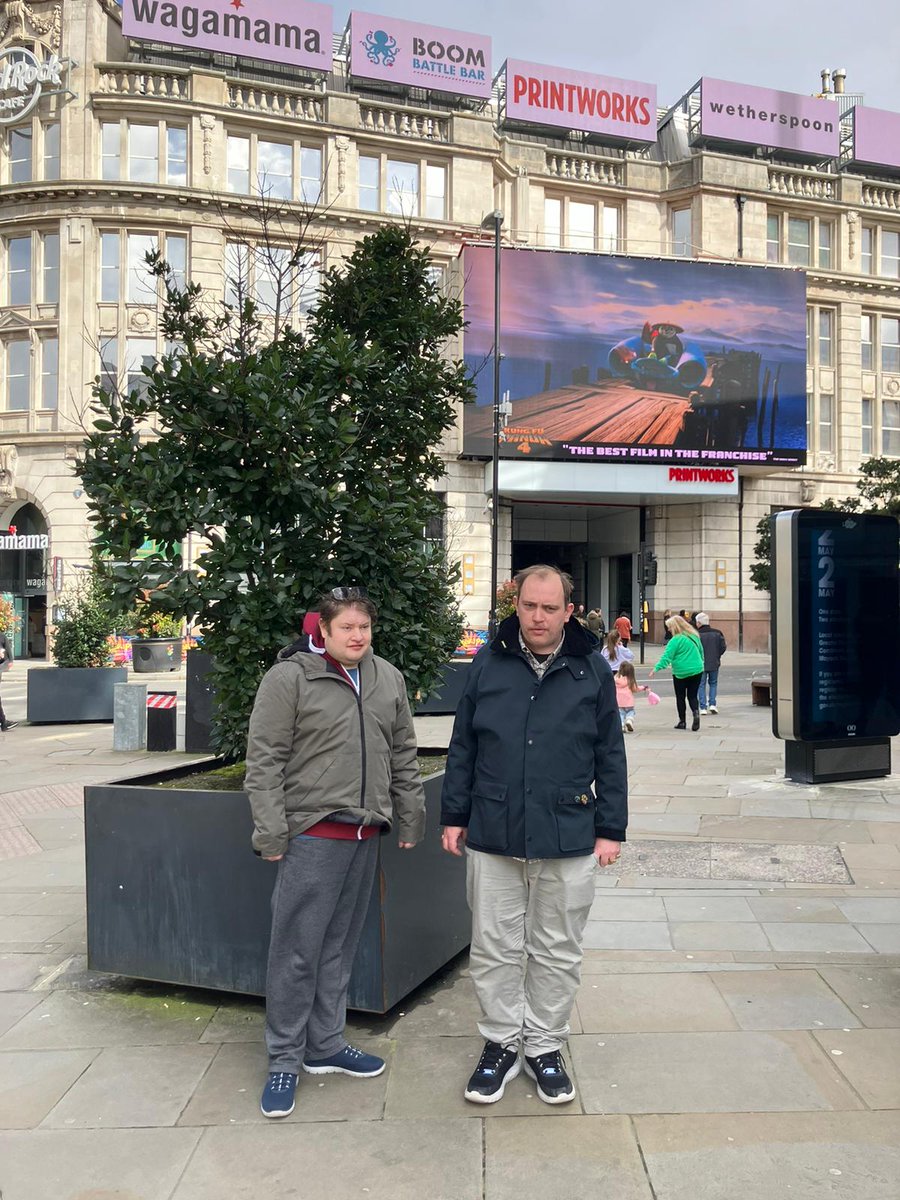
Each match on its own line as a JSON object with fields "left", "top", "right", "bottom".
{"left": 698, "top": 78, "right": 839, "bottom": 159}
{"left": 349, "top": 12, "right": 491, "bottom": 99}
{"left": 462, "top": 247, "right": 807, "bottom": 468}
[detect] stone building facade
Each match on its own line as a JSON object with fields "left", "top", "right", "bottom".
{"left": 1, "top": 0, "right": 898, "bottom": 656}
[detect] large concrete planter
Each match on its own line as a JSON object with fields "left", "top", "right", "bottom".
{"left": 414, "top": 661, "right": 471, "bottom": 716}
{"left": 131, "top": 638, "right": 183, "bottom": 673}
{"left": 85, "top": 766, "right": 468, "bottom": 1013}
{"left": 27, "top": 667, "right": 128, "bottom": 724}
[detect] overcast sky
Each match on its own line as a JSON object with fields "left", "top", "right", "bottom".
{"left": 334, "top": 0, "right": 898, "bottom": 112}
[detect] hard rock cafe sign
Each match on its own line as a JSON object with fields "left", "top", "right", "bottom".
{"left": 0, "top": 45, "right": 69, "bottom": 124}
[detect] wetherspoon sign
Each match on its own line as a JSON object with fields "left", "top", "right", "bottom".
{"left": 503, "top": 59, "right": 656, "bottom": 143}
{"left": 698, "top": 77, "right": 840, "bottom": 159}
{"left": 121, "top": 0, "right": 333, "bottom": 71}
{"left": 349, "top": 11, "right": 491, "bottom": 99}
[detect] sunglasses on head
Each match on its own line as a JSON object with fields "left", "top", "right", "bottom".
{"left": 329, "top": 586, "right": 369, "bottom": 600}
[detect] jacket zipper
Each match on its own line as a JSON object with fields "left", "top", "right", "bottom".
{"left": 319, "top": 667, "right": 368, "bottom": 817}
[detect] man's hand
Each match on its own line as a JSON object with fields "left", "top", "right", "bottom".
{"left": 594, "top": 837, "right": 621, "bottom": 867}
{"left": 441, "top": 827, "right": 467, "bottom": 856}
{"left": 399, "top": 842, "right": 416, "bottom": 850}
{"left": 262, "top": 854, "right": 284, "bottom": 862}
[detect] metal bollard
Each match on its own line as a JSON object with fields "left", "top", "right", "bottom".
{"left": 147, "top": 691, "right": 177, "bottom": 752}
{"left": 113, "top": 683, "right": 147, "bottom": 751}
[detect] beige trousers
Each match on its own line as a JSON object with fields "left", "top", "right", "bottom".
{"left": 465, "top": 848, "right": 596, "bottom": 1056}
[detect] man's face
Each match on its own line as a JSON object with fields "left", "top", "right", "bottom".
{"left": 320, "top": 605, "right": 372, "bottom": 668}
{"left": 516, "top": 574, "right": 573, "bottom": 655}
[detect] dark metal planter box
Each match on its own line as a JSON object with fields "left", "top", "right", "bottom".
{"left": 414, "top": 661, "right": 471, "bottom": 716}
{"left": 84, "top": 769, "right": 468, "bottom": 1013}
{"left": 27, "top": 667, "right": 129, "bottom": 724}
{"left": 131, "top": 638, "right": 183, "bottom": 673}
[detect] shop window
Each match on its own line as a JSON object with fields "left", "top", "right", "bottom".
{"left": 42, "top": 234, "right": 59, "bottom": 305}
{"left": 8, "top": 236, "right": 32, "bottom": 306}
{"left": 4, "top": 341, "right": 30, "bottom": 411}
{"left": 41, "top": 337, "right": 58, "bottom": 409}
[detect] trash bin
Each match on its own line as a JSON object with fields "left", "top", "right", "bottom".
{"left": 147, "top": 692, "right": 177, "bottom": 751}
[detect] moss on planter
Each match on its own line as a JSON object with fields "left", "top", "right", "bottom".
{"left": 156, "top": 755, "right": 447, "bottom": 791}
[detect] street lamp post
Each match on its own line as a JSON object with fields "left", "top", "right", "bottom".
{"left": 481, "top": 210, "right": 503, "bottom": 639}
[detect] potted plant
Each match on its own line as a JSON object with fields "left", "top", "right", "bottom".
{"left": 27, "top": 576, "right": 127, "bottom": 723}
{"left": 128, "top": 604, "right": 184, "bottom": 674}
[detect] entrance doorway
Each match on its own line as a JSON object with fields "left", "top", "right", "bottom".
{"left": 610, "top": 554, "right": 635, "bottom": 626}
{"left": 0, "top": 502, "right": 48, "bottom": 659}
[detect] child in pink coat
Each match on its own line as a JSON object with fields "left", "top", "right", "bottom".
{"left": 615, "top": 661, "right": 649, "bottom": 733}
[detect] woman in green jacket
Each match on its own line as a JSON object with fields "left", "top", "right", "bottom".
{"left": 650, "top": 614, "right": 705, "bottom": 731}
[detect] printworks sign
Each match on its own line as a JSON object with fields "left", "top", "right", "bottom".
{"left": 0, "top": 48, "right": 69, "bottom": 126}
{"left": 349, "top": 11, "right": 491, "bottom": 98}
{"left": 698, "top": 77, "right": 840, "bottom": 159}
{"left": 503, "top": 59, "right": 656, "bottom": 144}
{"left": 121, "top": 0, "right": 333, "bottom": 71}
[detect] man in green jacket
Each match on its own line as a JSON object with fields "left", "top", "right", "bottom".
{"left": 245, "top": 588, "right": 425, "bottom": 1119}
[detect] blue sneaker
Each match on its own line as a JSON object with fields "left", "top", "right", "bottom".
{"left": 302, "top": 1045, "right": 385, "bottom": 1077}
{"left": 260, "top": 1071, "right": 297, "bottom": 1118}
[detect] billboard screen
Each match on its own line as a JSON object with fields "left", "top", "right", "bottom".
{"left": 850, "top": 106, "right": 900, "bottom": 171}
{"left": 121, "top": 0, "right": 333, "bottom": 72}
{"left": 462, "top": 247, "right": 807, "bottom": 468}
{"left": 698, "top": 78, "right": 840, "bottom": 159}
{"left": 503, "top": 59, "right": 656, "bottom": 143}
{"left": 349, "top": 12, "right": 491, "bottom": 99}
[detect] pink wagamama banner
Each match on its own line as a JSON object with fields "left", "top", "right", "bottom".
{"left": 851, "top": 106, "right": 900, "bottom": 171}
{"left": 349, "top": 11, "right": 491, "bottom": 99}
{"left": 503, "top": 58, "right": 656, "bottom": 143}
{"left": 122, "top": 0, "right": 333, "bottom": 72}
{"left": 699, "top": 77, "right": 840, "bottom": 158}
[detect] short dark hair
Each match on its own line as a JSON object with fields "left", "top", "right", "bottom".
{"left": 513, "top": 564, "right": 574, "bottom": 604}
{"left": 317, "top": 594, "right": 378, "bottom": 629}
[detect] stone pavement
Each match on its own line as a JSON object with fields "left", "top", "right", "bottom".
{"left": 1, "top": 654, "right": 899, "bottom": 1199}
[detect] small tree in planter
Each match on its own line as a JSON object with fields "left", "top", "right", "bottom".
{"left": 52, "top": 577, "right": 116, "bottom": 668}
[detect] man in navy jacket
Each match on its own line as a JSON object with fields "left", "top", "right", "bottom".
{"left": 441, "top": 564, "right": 628, "bottom": 1106}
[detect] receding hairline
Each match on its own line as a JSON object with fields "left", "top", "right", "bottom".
{"left": 514, "top": 564, "right": 573, "bottom": 604}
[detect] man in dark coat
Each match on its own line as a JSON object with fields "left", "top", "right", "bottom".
{"left": 441, "top": 565, "right": 628, "bottom": 1107}
{"left": 695, "top": 611, "right": 727, "bottom": 714}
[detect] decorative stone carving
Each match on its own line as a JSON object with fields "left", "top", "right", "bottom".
{"left": 200, "top": 114, "right": 215, "bottom": 176}
{"left": 128, "top": 309, "right": 153, "bottom": 331}
{"left": 335, "top": 135, "right": 349, "bottom": 194}
{"left": 0, "top": 444, "right": 18, "bottom": 500}
{"left": 846, "top": 209, "right": 858, "bottom": 260}
{"left": 0, "top": 2, "right": 62, "bottom": 51}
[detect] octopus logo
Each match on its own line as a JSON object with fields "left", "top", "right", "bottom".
{"left": 361, "top": 28, "right": 399, "bottom": 67}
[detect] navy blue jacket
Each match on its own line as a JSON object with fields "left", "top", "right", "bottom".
{"left": 440, "top": 615, "right": 628, "bottom": 858}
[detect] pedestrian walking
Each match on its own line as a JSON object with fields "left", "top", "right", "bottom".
{"left": 586, "top": 607, "right": 605, "bottom": 637}
{"left": 650, "top": 614, "right": 705, "bottom": 731}
{"left": 615, "top": 660, "right": 650, "bottom": 732}
{"left": 0, "top": 631, "right": 17, "bottom": 732}
{"left": 662, "top": 609, "right": 673, "bottom": 642}
{"left": 695, "top": 612, "right": 727, "bottom": 714}
{"left": 601, "top": 629, "right": 634, "bottom": 672}
{"left": 614, "top": 611, "right": 632, "bottom": 645}
{"left": 440, "top": 564, "right": 628, "bottom": 1106}
{"left": 245, "top": 587, "right": 425, "bottom": 1119}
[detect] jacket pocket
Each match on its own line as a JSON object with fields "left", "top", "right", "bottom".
{"left": 555, "top": 787, "right": 596, "bottom": 853}
{"left": 468, "top": 782, "right": 509, "bottom": 852}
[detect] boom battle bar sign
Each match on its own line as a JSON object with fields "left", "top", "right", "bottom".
{"left": 698, "top": 77, "right": 840, "bottom": 159}
{"left": 349, "top": 12, "right": 491, "bottom": 99}
{"left": 122, "top": 0, "right": 333, "bottom": 72}
{"left": 0, "top": 48, "right": 69, "bottom": 126}
{"left": 503, "top": 58, "right": 656, "bottom": 144}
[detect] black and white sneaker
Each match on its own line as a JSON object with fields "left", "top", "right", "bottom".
{"left": 464, "top": 1040, "right": 520, "bottom": 1104}
{"left": 524, "top": 1050, "right": 576, "bottom": 1104}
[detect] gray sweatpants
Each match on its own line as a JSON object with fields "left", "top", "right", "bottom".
{"left": 265, "top": 834, "right": 378, "bottom": 1073}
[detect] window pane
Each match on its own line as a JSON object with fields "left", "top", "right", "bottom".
{"left": 101, "top": 232, "right": 120, "bottom": 303}
{"left": 41, "top": 338, "right": 58, "bottom": 409}
{"left": 165, "top": 234, "right": 187, "bottom": 292}
{"left": 359, "top": 155, "right": 379, "bottom": 211}
{"left": 42, "top": 233, "right": 59, "bottom": 304}
{"left": 884, "top": 400, "right": 900, "bottom": 457}
{"left": 257, "top": 140, "right": 292, "bottom": 200}
{"left": 10, "top": 128, "right": 32, "bottom": 183}
{"left": 882, "top": 317, "right": 900, "bottom": 374}
{"left": 386, "top": 160, "right": 418, "bottom": 217}
{"left": 569, "top": 201, "right": 595, "bottom": 250}
{"left": 425, "top": 164, "right": 446, "bottom": 220}
{"left": 818, "top": 221, "right": 833, "bottom": 269}
{"left": 818, "top": 309, "right": 833, "bottom": 367}
{"left": 861, "top": 227, "right": 873, "bottom": 274}
{"left": 101, "top": 122, "right": 120, "bottom": 181}
{"left": 128, "top": 124, "right": 158, "bottom": 183}
{"left": 227, "top": 136, "right": 250, "bottom": 194}
{"left": 861, "top": 314, "right": 874, "bottom": 371}
{"left": 296, "top": 250, "right": 320, "bottom": 313}
{"left": 787, "top": 217, "right": 811, "bottom": 266}
{"left": 300, "top": 146, "right": 322, "bottom": 205}
{"left": 766, "top": 214, "right": 780, "bottom": 263}
{"left": 672, "top": 208, "right": 691, "bottom": 257}
{"left": 881, "top": 230, "right": 900, "bottom": 279}
{"left": 127, "top": 234, "right": 158, "bottom": 304}
{"left": 601, "top": 205, "right": 620, "bottom": 253}
{"left": 6, "top": 341, "right": 30, "bottom": 411}
{"left": 806, "top": 307, "right": 813, "bottom": 363}
{"left": 125, "top": 338, "right": 157, "bottom": 395}
{"left": 43, "top": 123, "right": 60, "bottom": 181}
{"left": 166, "top": 127, "right": 188, "bottom": 186}
{"left": 224, "top": 242, "right": 248, "bottom": 308}
{"left": 861, "top": 397, "right": 873, "bottom": 456}
{"left": 256, "top": 247, "right": 291, "bottom": 314}
{"left": 9, "top": 235, "right": 32, "bottom": 305}
{"left": 99, "top": 337, "right": 118, "bottom": 394}
{"left": 544, "top": 198, "right": 561, "bottom": 247}
{"left": 818, "top": 393, "right": 833, "bottom": 454}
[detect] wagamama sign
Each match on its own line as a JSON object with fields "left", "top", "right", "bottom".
{"left": 0, "top": 47, "right": 67, "bottom": 126}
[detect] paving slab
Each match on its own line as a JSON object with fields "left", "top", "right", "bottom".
{"left": 665, "top": 796, "right": 742, "bottom": 815}
{"left": 587, "top": 895, "right": 667, "bottom": 921}
{"left": 708, "top": 969, "right": 861, "bottom": 1031}
{"left": 854, "top": 924, "right": 900, "bottom": 953}
{"left": 0, "top": 1048, "right": 98, "bottom": 1128}
{"left": 0, "top": 951, "right": 69, "bottom": 992}
{"left": 0, "top": 914, "right": 75, "bottom": 943}
{"left": 747, "top": 896, "right": 847, "bottom": 923}
{"left": 703, "top": 817, "right": 874, "bottom": 845}
{"left": 582, "top": 921, "right": 673, "bottom": 951}
{"left": 0, "top": 1127, "right": 202, "bottom": 1200}
{"left": 709, "top": 841, "right": 851, "bottom": 884}
{"left": 670, "top": 923, "right": 771, "bottom": 952}
{"left": 663, "top": 897, "right": 757, "bottom": 922}
{"left": 19, "top": 817, "right": 85, "bottom": 850}
{"left": 816, "top": 966, "right": 900, "bottom": 1027}
{"left": 575, "top": 971, "right": 737, "bottom": 1033}
{"left": 761, "top": 923, "right": 878, "bottom": 954}
{"left": 384, "top": 1036, "right": 583, "bottom": 1119}
{"left": 739, "top": 798, "right": 812, "bottom": 819}
{"left": 0, "top": 990, "right": 41, "bottom": 1037}
{"left": 840, "top": 843, "right": 900, "bottom": 870}
{"left": 377, "top": 970, "right": 483, "bottom": 1040}
{"left": 634, "top": 1112, "right": 900, "bottom": 1200}
{"left": 198, "top": 999, "right": 265, "bottom": 1044}
{"left": 485, "top": 1115, "right": 652, "bottom": 1200}
{"left": 170, "top": 1119, "right": 482, "bottom": 1200}
{"left": 628, "top": 814, "right": 702, "bottom": 836}
{"left": 179, "top": 1039, "right": 391, "bottom": 1126}
{"left": 811, "top": 1028, "right": 900, "bottom": 1109}
{"left": 16, "top": 892, "right": 85, "bottom": 918}
{"left": 570, "top": 1030, "right": 861, "bottom": 1114}
{"left": 836, "top": 897, "right": 900, "bottom": 923}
